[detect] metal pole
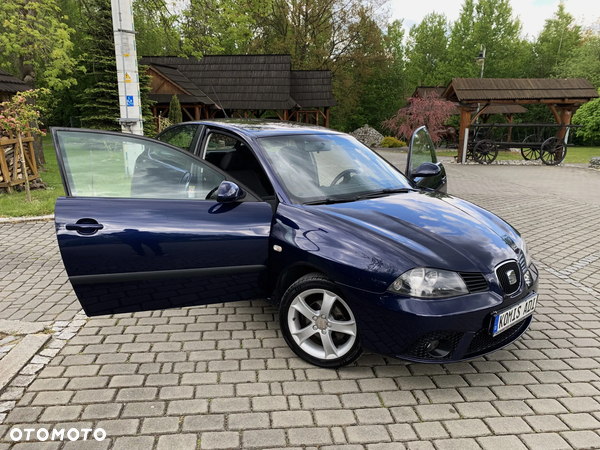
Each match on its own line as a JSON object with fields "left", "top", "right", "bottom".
{"left": 461, "top": 127, "right": 469, "bottom": 164}
{"left": 479, "top": 47, "right": 486, "bottom": 79}
{"left": 111, "top": 0, "right": 143, "bottom": 135}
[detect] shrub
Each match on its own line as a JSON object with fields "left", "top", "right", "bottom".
{"left": 380, "top": 136, "right": 407, "bottom": 148}
{"left": 382, "top": 91, "right": 455, "bottom": 143}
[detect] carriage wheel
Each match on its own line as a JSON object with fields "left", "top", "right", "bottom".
{"left": 521, "top": 134, "right": 541, "bottom": 160}
{"left": 540, "top": 137, "right": 567, "bottom": 166}
{"left": 473, "top": 139, "right": 498, "bottom": 164}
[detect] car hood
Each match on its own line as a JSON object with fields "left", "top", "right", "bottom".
{"left": 308, "top": 190, "right": 521, "bottom": 274}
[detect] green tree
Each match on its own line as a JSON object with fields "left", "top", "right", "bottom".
{"left": 573, "top": 93, "right": 600, "bottom": 145}
{"left": 0, "top": 0, "right": 77, "bottom": 90}
{"left": 168, "top": 95, "right": 183, "bottom": 125}
{"left": 557, "top": 34, "right": 600, "bottom": 88}
{"left": 532, "top": 3, "right": 582, "bottom": 78}
{"left": 134, "top": 0, "right": 181, "bottom": 56}
{"left": 328, "top": 6, "right": 394, "bottom": 131}
{"left": 77, "top": 0, "right": 120, "bottom": 130}
{"left": 180, "top": 0, "right": 261, "bottom": 57}
{"left": 445, "top": 0, "right": 527, "bottom": 79}
{"left": 405, "top": 13, "right": 450, "bottom": 87}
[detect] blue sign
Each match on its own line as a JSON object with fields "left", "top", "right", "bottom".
{"left": 126, "top": 95, "right": 134, "bottom": 107}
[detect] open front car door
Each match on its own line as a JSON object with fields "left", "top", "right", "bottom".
{"left": 52, "top": 128, "right": 273, "bottom": 316}
{"left": 406, "top": 126, "right": 448, "bottom": 192}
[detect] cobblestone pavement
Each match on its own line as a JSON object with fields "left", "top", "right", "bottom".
{"left": 0, "top": 159, "right": 599, "bottom": 450}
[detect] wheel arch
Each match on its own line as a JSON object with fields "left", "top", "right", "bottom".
{"left": 272, "top": 262, "right": 331, "bottom": 303}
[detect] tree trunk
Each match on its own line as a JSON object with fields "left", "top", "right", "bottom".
{"left": 32, "top": 133, "right": 45, "bottom": 166}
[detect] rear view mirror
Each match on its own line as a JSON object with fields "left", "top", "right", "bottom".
{"left": 411, "top": 162, "right": 441, "bottom": 178}
{"left": 217, "top": 181, "right": 245, "bottom": 203}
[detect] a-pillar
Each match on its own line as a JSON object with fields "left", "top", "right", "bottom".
{"left": 457, "top": 107, "right": 472, "bottom": 163}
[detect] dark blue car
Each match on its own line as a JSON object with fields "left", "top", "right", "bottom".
{"left": 51, "top": 120, "right": 538, "bottom": 368}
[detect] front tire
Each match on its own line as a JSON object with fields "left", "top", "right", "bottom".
{"left": 280, "top": 273, "right": 362, "bottom": 368}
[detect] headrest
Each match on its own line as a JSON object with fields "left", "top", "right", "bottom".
{"left": 220, "top": 151, "right": 244, "bottom": 171}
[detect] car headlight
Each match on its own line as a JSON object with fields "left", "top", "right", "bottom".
{"left": 522, "top": 240, "right": 532, "bottom": 267}
{"left": 388, "top": 267, "right": 469, "bottom": 299}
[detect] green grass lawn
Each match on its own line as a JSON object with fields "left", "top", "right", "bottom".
{"left": 437, "top": 146, "right": 600, "bottom": 164}
{"left": 0, "top": 135, "right": 65, "bottom": 218}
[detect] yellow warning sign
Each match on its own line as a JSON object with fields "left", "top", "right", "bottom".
{"left": 125, "top": 73, "right": 131, "bottom": 83}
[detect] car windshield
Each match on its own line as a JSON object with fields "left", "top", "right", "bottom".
{"left": 258, "top": 134, "right": 412, "bottom": 204}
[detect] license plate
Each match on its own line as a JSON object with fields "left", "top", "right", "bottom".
{"left": 491, "top": 294, "right": 537, "bottom": 337}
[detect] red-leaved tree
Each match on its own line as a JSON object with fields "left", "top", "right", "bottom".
{"left": 383, "top": 92, "right": 456, "bottom": 143}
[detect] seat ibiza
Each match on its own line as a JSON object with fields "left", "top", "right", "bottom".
{"left": 51, "top": 120, "right": 538, "bottom": 368}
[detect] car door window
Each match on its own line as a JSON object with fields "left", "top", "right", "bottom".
{"left": 55, "top": 130, "right": 224, "bottom": 200}
{"left": 157, "top": 125, "right": 198, "bottom": 152}
{"left": 408, "top": 127, "right": 438, "bottom": 175}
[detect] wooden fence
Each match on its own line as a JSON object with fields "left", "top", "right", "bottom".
{"left": 0, "top": 131, "right": 40, "bottom": 194}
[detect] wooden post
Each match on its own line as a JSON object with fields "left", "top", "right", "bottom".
{"left": 457, "top": 108, "right": 472, "bottom": 163}
{"left": 17, "top": 133, "right": 31, "bottom": 202}
{"left": 557, "top": 108, "right": 572, "bottom": 140}
{"left": 556, "top": 108, "right": 572, "bottom": 159}
{"left": 325, "top": 108, "right": 330, "bottom": 128}
{"left": 506, "top": 113, "right": 514, "bottom": 143}
{"left": 194, "top": 106, "right": 200, "bottom": 120}
{"left": 0, "top": 141, "right": 12, "bottom": 194}
{"left": 283, "top": 110, "right": 288, "bottom": 121}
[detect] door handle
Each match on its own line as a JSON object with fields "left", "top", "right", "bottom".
{"left": 66, "top": 221, "right": 104, "bottom": 234}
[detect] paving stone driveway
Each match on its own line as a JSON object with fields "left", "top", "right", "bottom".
{"left": 1, "top": 158, "right": 600, "bottom": 450}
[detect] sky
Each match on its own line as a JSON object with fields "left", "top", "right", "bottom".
{"left": 390, "top": 0, "right": 600, "bottom": 40}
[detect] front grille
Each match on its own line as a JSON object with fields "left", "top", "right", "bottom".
{"left": 465, "top": 318, "right": 529, "bottom": 357}
{"left": 518, "top": 251, "right": 527, "bottom": 274}
{"left": 401, "top": 331, "right": 463, "bottom": 360}
{"left": 496, "top": 260, "right": 521, "bottom": 295}
{"left": 459, "top": 272, "right": 488, "bottom": 293}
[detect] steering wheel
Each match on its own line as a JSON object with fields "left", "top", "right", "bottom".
{"left": 205, "top": 186, "right": 219, "bottom": 200}
{"left": 330, "top": 169, "right": 359, "bottom": 186}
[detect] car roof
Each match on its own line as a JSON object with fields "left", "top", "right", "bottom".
{"left": 179, "top": 119, "right": 345, "bottom": 138}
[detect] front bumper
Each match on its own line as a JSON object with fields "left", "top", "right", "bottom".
{"left": 340, "top": 266, "right": 538, "bottom": 363}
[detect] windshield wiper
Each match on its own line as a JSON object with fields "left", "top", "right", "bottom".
{"left": 302, "top": 197, "right": 357, "bottom": 205}
{"left": 303, "top": 188, "right": 412, "bottom": 205}
{"left": 354, "top": 188, "right": 412, "bottom": 200}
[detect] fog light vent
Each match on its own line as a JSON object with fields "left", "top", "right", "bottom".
{"left": 426, "top": 338, "right": 453, "bottom": 358}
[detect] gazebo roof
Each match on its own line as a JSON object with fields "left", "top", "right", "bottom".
{"left": 140, "top": 55, "right": 336, "bottom": 110}
{"left": 443, "top": 78, "right": 598, "bottom": 104}
{"left": 0, "top": 69, "right": 28, "bottom": 94}
{"left": 409, "top": 85, "right": 528, "bottom": 115}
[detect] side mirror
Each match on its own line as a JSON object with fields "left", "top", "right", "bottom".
{"left": 216, "top": 181, "right": 245, "bottom": 203}
{"left": 411, "top": 162, "right": 441, "bottom": 178}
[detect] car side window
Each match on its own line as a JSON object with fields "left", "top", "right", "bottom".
{"left": 409, "top": 128, "right": 438, "bottom": 175}
{"left": 55, "top": 131, "right": 225, "bottom": 200}
{"left": 157, "top": 125, "right": 198, "bottom": 152}
{"left": 203, "top": 132, "right": 274, "bottom": 198}
{"left": 203, "top": 133, "right": 239, "bottom": 167}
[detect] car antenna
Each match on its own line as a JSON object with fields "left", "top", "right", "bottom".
{"left": 211, "top": 86, "right": 229, "bottom": 118}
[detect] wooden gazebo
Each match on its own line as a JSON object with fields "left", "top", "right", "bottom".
{"left": 442, "top": 78, "right": 599, "bottom": 162}
{"left": 140, "top": 55, "right": 337, "bottom": 129}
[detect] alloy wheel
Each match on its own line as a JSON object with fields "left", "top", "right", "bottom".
{"left": 287, "top": 288, "right": 357, "bottom": 360}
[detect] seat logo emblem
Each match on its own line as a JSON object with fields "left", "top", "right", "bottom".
{"left": 506, "top": 269, "right": 517, "bottom": 285}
